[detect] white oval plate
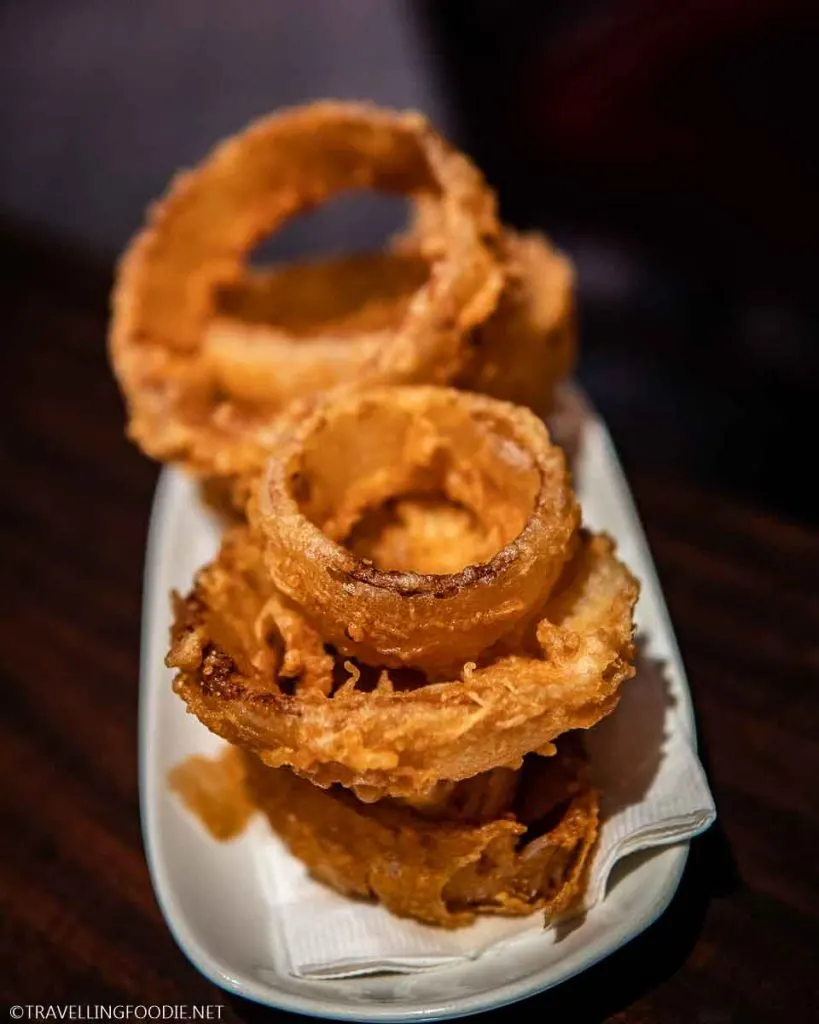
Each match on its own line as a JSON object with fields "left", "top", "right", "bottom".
{"left": 140, "top": 386, "right": 696, "bottom": 1021}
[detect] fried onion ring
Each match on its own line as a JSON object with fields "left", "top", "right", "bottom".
{"left": 457, "top": 231, "right": 576, "bottom": 418}
{"left": 254, "top": 387, "right": 580, "bottom": 674}
{"left": 205, "top": 229, "right": 575, "bottom": 419}
{"left": 168, "top": 520, "right": 637, "bottom": 800}
{"left": 205, "top": 251, "right": 428, "bottom": 407}
{"left": 171, "top": 740, "right": 599, "bottom": 928}
{"left": 110, "top": 102, "right": 504, "bottom": 482}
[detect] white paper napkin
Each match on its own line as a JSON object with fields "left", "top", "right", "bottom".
{"left": 253, "top": 657, "right": 715, "bottom": 979}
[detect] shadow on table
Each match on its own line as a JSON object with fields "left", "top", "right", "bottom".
{"left": 477, "top": 712, "right": 739, "bottom": 1022}
{"left": 476, "top": 823, "right": 739, "bottom": 1023}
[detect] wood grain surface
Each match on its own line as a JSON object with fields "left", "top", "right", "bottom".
{"left": 1, "top": 224, "right": 817, "bottom": 1023}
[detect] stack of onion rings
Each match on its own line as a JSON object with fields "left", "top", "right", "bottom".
{"left": 169, "top": 387, "right": 638, "bottom": 804}
{"left": 110, "top": 102, "right": 574, "bottom": 499}
{"left": 110, "top": 101, "right": 504, "bottom": 485}
{"left": 108, "top": 100, "right": 640, "bottom": 929}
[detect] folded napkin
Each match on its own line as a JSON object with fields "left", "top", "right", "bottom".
{"left": 254, "top": 657, "right": 715, "bottom": 979}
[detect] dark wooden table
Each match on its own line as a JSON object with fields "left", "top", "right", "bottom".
{"left": 2, "top": 224, "right": 818, "bottom": 1023}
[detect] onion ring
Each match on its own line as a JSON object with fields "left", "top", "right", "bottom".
{"left": 253, "top": 386, "right": 580, "bottom": 674}
{"left": 205, "top": 229, "right": 574, "bottom": 419}
{"left": 109, "top": 101, "right": 504, "bottom": 482}
{"left": 168, "top": 520, "right": 637, "bottom": 800}
{"left": 170, "top": 740, "right": 599, "bottom": 928}
{"left": 458, "top": 231, "right": 576, "bottom": 418}
{"left": 205, "top": 251, "right": 428, "bottom": 407}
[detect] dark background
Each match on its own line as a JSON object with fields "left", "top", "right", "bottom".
{"left": 2, "top": 0, "right": 817, "bottom": 524}
{"left": 2, "top": 1, "right": 818, "bottom": 1021}
{"left": 421, "top": 0, "right": 819, "bottom": 528}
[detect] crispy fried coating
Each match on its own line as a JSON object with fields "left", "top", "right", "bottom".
{"left": 345, "top": 494, "right": 501, "bottom": 575}
{"left": 171, "top": 740, "right": 598, "bottom": 928}
{"left": 204, "top": 252, "right": 428, "bottom": 407}
{"left": 168, "top": 520, "right": 637, "bottom": 801}
{"left": 206, "top": 229, "right": 575, "bottom": 420}
{"left": 109, "top": 102, "right": 504, "bottom": 486}
{"left": 457, "top": 231, "right": 576, "bottom": 418}
{"left": 254, "top": 387, "right": 580, "bottom": 675}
